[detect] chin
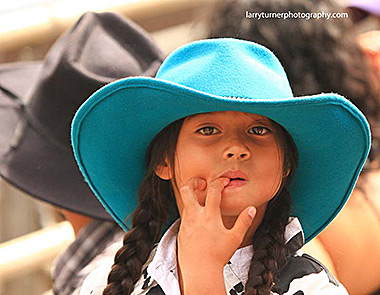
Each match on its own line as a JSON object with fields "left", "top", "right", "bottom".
{"left": 220, "top": 206, "right": 246, "bottom": 217}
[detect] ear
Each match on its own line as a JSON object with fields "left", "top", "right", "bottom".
{"left": 154, "top": 159, "right": 173, "bottom": 180}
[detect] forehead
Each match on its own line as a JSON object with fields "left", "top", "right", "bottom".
{"left": 185, "top": 111, "right": 272, "bottom": 124}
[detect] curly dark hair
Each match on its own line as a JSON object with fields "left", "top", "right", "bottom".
{"left": 102, "top": 115, "right": 298, "bottom": 295}
{"left": 203, "top": 0, "right": 380, "bottom": 170}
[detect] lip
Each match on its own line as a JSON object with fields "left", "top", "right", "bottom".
{"left": 219, "top": 170, "right": 249, "bottom": 188}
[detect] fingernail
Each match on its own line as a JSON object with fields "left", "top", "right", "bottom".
{"left": 197, "top": 178, "right": 207, "bottom": 190}
{"left": 248, "top": 207, "right": 256, "bottom": 219}
{"left": 223, "top": 178, "right": 230, "bottom": 186}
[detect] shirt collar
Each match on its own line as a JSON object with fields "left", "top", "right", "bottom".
{"left": 145, "top": 217, "right": 305, "bottom": 295}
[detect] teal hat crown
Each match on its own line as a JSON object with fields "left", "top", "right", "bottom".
{"left": 71, "top": 38, "right": 371, "bottom": 243}
{"left": 156, "top": 39, "right": 293, "bottom": 100}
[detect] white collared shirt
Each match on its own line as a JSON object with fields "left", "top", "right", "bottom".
{"left": 78, "top": 218, "right": 348, "bottom": 295}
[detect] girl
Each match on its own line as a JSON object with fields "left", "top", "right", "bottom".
{"left": 71, "top": 38, "right": 370, "bottom": 295}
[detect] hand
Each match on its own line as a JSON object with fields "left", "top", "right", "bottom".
{"left": 177, "top": 177, "right": 257, "bottom": 273}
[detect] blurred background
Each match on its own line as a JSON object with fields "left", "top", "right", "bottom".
{"left": 0, "top": 0, "right": 379, "bottom": 294}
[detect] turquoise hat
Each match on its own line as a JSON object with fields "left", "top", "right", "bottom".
{"left": 71, "top": 38, "right": 370, "bottom": 243}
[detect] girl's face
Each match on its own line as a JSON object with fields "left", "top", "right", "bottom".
{"left": 158, "top": 111, "right": 285, "bottom": 225}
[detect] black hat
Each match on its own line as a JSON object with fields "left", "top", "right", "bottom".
{"left": 0, "top": 12, "right": 164, "bottom": 220}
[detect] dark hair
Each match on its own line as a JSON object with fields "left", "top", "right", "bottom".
{"left": 103, "top": 118, "right": 184, "bottom": 295}
{"left": 203, "top": 0, "right": 380, "bottom": 171}
{"left": 103, "top": 115, "right": 298, "bottom": 295}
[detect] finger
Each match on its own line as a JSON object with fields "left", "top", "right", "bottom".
{"left": 204, "top": 177, "right": 230, "bottom": 216}
{"left": 195, "top": 177, "right": 207, "bottom": 191}
{"left": 180, "top": 177, "right": 206, "bottom": 209}
{"left": 231, "top": 206, "right": 256, "bottom": 237}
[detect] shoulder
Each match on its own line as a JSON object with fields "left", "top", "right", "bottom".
{"left": 77, "top": 265, "right": 165, "bottom": 295}
{"left": 77, "top": 264, "right": 111, "bottom": 295}
{"left": 74, "top": 238, "right": 122, "bottom": 295}
{"left": 76, "top": 246, "right": 160, "bottom": 295}
{"left": 272, "top": 251, "right": 348, "bottom": 295}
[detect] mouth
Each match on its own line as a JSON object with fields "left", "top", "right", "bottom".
{"left": 226, "top": 177, "right": 247, "bottom": 187}
{"left": 219, "top": 170, "right": 249, "bottom": 188}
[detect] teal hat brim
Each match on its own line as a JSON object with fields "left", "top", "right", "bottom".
{"left": 71, "top": 77, "right": 371, "bottom": 243}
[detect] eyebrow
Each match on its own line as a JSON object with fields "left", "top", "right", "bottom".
{"left": 244, "top": 113, "right": 272, "bottom": 125}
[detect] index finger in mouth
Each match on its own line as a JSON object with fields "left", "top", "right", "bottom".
{"left": 204, "top": 177, "right": 230, "bottom": 215}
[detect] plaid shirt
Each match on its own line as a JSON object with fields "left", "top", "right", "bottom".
{"left": 52, "top": 220, "right": 124, "bottom": 295}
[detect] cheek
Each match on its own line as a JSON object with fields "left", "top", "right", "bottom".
{"left": 173, "top": 142, "right": 215, "bottom": 206}
{"left": 174, "top": 143, "right": 215, "bottom": 185}
{"left": 254, "top": 145, "right": 284, "bottom": 192}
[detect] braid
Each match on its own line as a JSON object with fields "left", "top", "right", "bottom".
{"left": 103, "top": 118, "right": 184, "bottom": 295}
{"left": 103, "top": 172, "right": 170, "bottom": 295}
{"left": 245, "top": 188, "right": 291, "bottom": 295}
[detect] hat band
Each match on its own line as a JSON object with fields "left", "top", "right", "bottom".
{"left": 18, "top": 109, "right": 71, "bottom": 153}
{"left": 0, "top": 83, "right": 25, "bottom": 109}
{"left": 1, "top": 84, "right": 71, "bottom": 154}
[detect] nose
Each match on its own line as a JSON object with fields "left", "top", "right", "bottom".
{"left": 223, "top": 139, "right": 251, "bottom": 160}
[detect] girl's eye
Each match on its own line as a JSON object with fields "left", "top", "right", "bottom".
{"left": 197, "top": 126, "right": 220, "bottom": 135}
{"left": 248, "top": 126, "right": 269, "bottom": 135}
